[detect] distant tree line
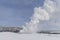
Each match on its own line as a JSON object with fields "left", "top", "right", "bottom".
{"left": 37, "top": 30, "right": 60, "bottom": 34}
{"left": 0, "top": 27, "right": 23, "bottom": 33}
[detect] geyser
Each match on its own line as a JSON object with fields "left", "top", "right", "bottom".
{"left": 21, "top": 0, "right": 56, "bottom": 33}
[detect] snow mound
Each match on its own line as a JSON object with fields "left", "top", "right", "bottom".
{"left": 0, "top": 32, "right": 40, "bottom": 40}
{"left": 0, "top": 32, "right": 60, "bottom": 40}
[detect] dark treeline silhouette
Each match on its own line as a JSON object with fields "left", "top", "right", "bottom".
{"left": 0, "top": 27, "right": 23, "bottom": 33}
{"left": 38, "top": 30, "right": 60, "bottom": 34}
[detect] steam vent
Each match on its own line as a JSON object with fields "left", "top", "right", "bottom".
{"left": 0, "top": 27, "right": 23, "bottom": 33}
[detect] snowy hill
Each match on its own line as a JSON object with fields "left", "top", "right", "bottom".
{"left": 0, "top": 32, "right": 60, "bottom": 40}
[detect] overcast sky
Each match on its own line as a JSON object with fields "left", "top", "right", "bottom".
{"left": 0, "top": 0, "right": 60, "bottom": 31}
{"left": 0, "top": 0, "right": 44, "bottom": 26}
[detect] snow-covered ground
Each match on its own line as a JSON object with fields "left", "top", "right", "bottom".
{"left": 40, "top": 34, "right": 60, "bottom": 40}
{"left": 0, "top": 32, "right": 60, "bottom": 40}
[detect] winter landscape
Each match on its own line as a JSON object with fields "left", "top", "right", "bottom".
{"left": 0, "top": 0, "right": 60, "bottom": 40}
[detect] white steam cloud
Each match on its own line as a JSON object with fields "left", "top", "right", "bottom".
{"left": 21, "top": 0, "right": 56, "bottom": 33}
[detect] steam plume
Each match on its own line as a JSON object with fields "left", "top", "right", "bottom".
{"left": 21, "top": 0, "right": 56, "bottom": 33}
